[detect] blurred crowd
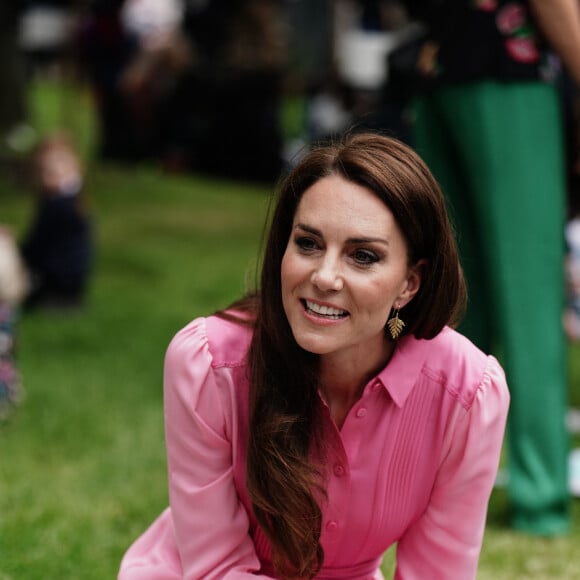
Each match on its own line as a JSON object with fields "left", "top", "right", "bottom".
{"left": 72, "top": 0, "right": 424, "bottom": 181}
{"left": 76, "top": 0, "right": 289, "bottom": 180}
{"left": 1, "top": 0, "right": 580, "bottom": 530}
{"left": 3, "top": 1, "right": 432, "bottom": 180}
{"left": 1, "top": 2, "right": 579, "bottom": 185}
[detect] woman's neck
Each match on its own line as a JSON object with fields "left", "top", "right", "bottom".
{"left": 319, "top": 338, "right": 395, "bottom": 429}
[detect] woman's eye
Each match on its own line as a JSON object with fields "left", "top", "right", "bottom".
{"left": 353, "top": 249, "right": 380, "bottom": 265}
{"left": 295, "top": 236, "right": 319, "bottom": 252}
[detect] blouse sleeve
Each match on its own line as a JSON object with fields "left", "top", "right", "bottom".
{"left": 394, "top": 356, "right": 510, "bottom": 580}
{"left": 164, "top": 318, "right": 273, "bottom": 579}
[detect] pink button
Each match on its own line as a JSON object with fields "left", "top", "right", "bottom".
{"left": 356, "top": 408, "right": 367, "bottom": 418}
{"left": 333, "top": 464, "right": 345, "bottom": 477}
{"left": 326, "top": 520, "right": 338, "bottom": 532}
{"left": 372, "top": 382, "right": 381, "bottom": 392}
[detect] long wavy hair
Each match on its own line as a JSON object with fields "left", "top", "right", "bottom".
{"left": 226, "top": 133, "right": 466, "bottom": 578}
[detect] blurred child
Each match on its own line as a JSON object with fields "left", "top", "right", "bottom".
{"left": 20, "top": 133, "right": 94, "bottom": 310}
{"left": 0, "top": 226, "right": 28, "bottom": 420}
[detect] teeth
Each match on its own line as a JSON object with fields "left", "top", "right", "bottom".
{"left": 305, "top": 300, "right": 347, "bottom": 318}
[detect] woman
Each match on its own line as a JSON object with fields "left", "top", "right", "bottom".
{"left": 119, "top": 133, "right": 509, "bottom": 579}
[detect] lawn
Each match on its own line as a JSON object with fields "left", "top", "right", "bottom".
{"left": 1, "top": 159, "right": 272, "bottom": 579}
{"left": 0, "top": 80, "right": 578, "bottom": 579}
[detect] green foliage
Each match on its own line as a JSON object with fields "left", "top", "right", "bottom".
{"left": 27, "top": 78, "right": 98, "bottom": 163}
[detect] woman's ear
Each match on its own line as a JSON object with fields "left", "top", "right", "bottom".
{"left": 398, "top": 259, "right": 426, "bottom": 307}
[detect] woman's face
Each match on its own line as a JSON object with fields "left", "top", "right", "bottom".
{"left": 281, "top": 174, "right": 421, "bottom": 364}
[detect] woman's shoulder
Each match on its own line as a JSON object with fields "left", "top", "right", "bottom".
{"left": 426, "top": 326, "right": 488, "bottom": 363}
{"left": 417, "top": 327, "right": 507, "bottom": 408}
{"left": 163, "top": 314, "right": 254, "bottom": 442}
{"left": 167, "top": 312, "right": 253, "bottom": 370}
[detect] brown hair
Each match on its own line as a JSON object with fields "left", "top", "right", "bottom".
{"left": 235, "top": 132, "right": 466, "bottom": 577}
{"left": 32, "top": 132, "right": 84, "bottom": 201}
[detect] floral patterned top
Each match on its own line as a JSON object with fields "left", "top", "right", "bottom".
{"left": 0, "top": 303, "right": 23, "bottom": 421}
{"left": 409, "top": 0, "right": 560, "bottom": 84}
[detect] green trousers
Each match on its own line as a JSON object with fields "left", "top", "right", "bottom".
{"left": 413, "top": 81, "right": 570, "bottom": 534}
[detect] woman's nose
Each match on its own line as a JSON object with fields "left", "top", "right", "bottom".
{"left": 310, "top": 255, "right": 344, "bottom": 292}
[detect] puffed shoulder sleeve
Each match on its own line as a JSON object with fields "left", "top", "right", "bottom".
{"left": 395, "top": 356, "right": 510, "bottom": 580}
{"left": 164, "top": 318, "right": 273, "bottom": 579}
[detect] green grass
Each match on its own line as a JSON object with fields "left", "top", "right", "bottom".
{"left": 1, "top": 79, "right": 579, "bottom": 578}
{"left": 0, "top": 162, "right": 270, "bottom": 579}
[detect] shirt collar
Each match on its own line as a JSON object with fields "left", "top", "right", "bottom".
{"left": 376, "top": 332, "right": 432, "bottom": 408}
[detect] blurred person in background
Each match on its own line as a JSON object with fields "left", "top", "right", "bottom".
{"left": 327, "top": 0, "right": 422, "bottom": 145}
{"left": 562, "top": 70, "right": 580, "bottom": 341}
{"left": 0, "top": 226, "right": 28, "bottom": 421}
{"left": 179, "top": 0, "right": 288, "bottom": 181}
{"left": 77, "top": 0, "right": 137, "bottom": 161}
{"left": 117, "top": 0, "right": 192, "bottom": 165}
{"left": 402, "top": 0, "right": 580, "bottom": 535}
{"left": 20, "top": 132, "right": 93, "bottom": 311}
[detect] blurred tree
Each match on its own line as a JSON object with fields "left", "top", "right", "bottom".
{"left": 0, "top": 3, "right": 29, "bottom": 144}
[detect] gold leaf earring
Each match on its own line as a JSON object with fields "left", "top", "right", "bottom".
{"left": 387, "top": 307, "right": 405, "bottom": 340}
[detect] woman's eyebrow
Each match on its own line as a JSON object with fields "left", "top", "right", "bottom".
{"left": 293, "top": 223, "right": 389, "bottom": 245}
{"left": 348, "top": 236, "right": 390, "bottom": 246}
{"left": 294, "top": 223, "right": 321, "bottom": 236}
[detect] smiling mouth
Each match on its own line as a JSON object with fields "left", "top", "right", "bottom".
{"left": 303, "top": 299, "right": 349, "bottom": 320}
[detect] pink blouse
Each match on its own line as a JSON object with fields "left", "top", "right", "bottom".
{"left": 119, "top": 315, "right": 509, "bottom": 579}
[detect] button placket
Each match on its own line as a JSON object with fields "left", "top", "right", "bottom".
{"left": 323, "top": 428, "right": 350, "bottom": 542}
{"left": 355, "top": 407, "right": 367, "bottom": 418}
